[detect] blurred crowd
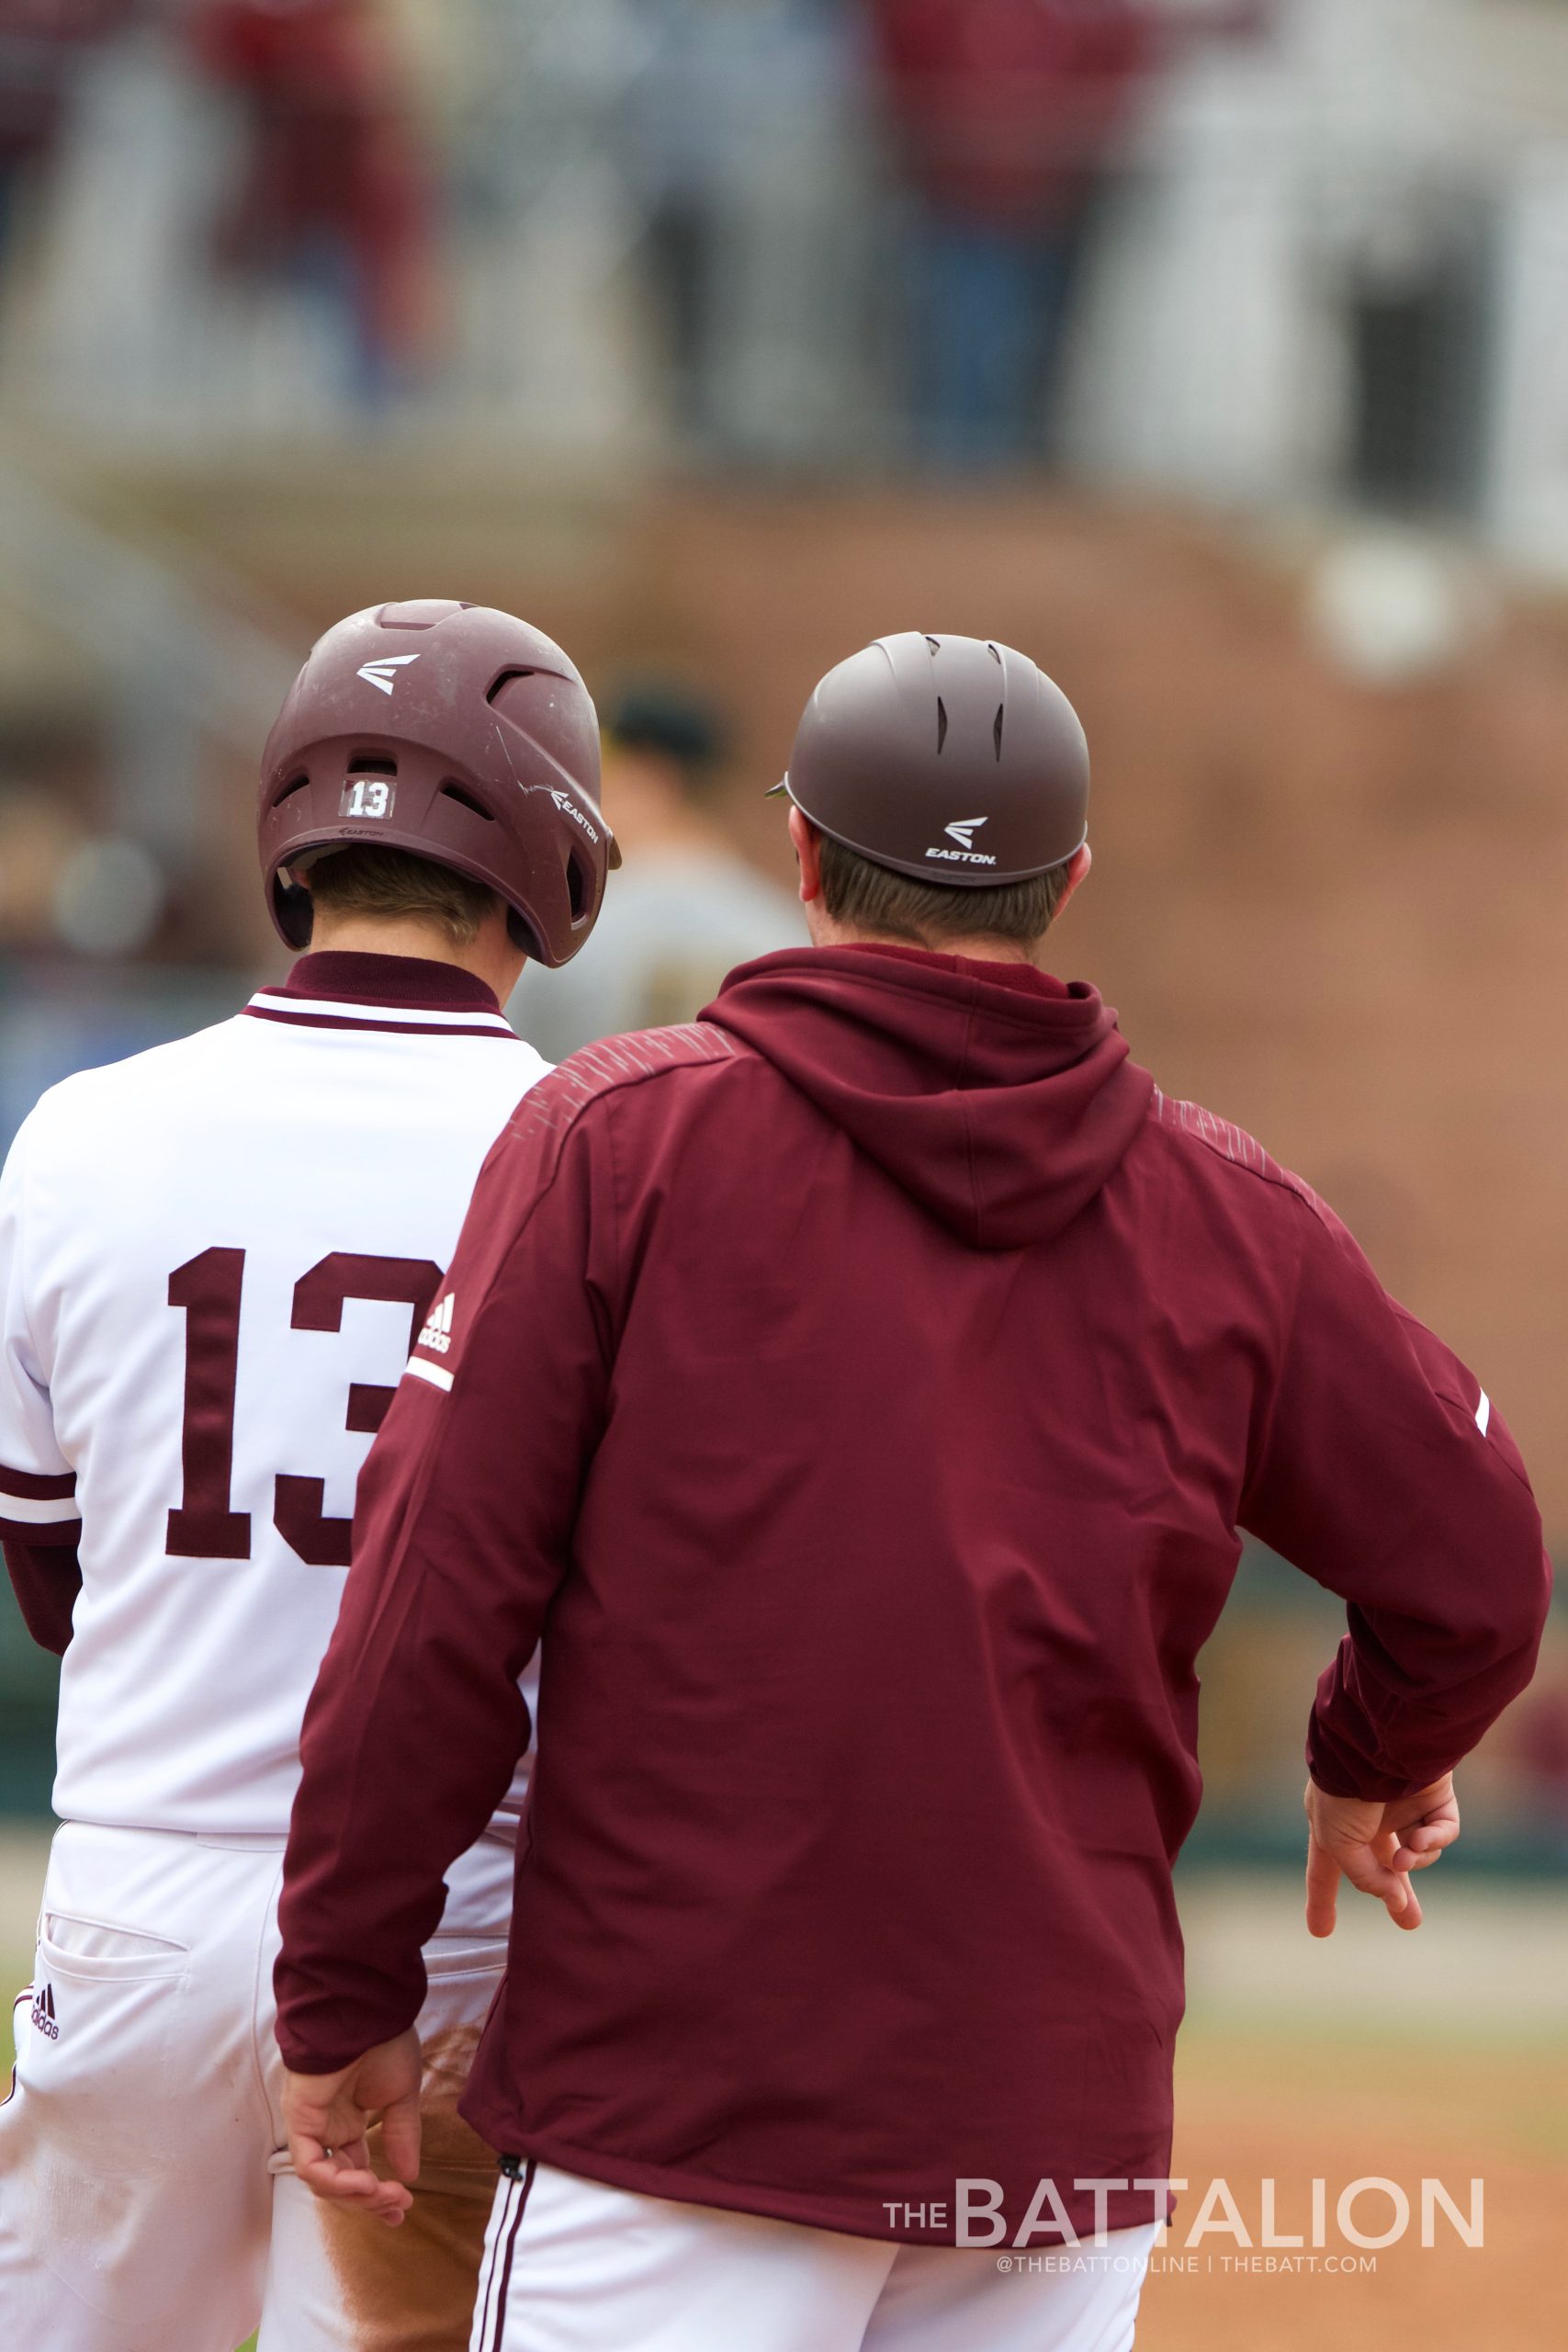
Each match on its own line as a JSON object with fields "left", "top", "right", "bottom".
{"left": 4, "top": 0, "right": 1567, "bottom": 1013}
{"left": 5, "top": 0, "right": 1568, "bottom": 987}
{"left": 0, "top": 0, "right": 1274, "bottom": 451}
{"left": 6, "top": 1, "right": 1562, "bottom": 491}
{"left": 0, "top": 0, "right": 1281, "bottom": 981}
{"left": 1, "top": 0, "right": 434, "bottom": 389}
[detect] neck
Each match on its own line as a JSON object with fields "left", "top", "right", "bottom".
{"left": 808, "top": 912, "right": 1039, "bottom": 967}
{"left": 305, "top": 912, "right": 526, "bottom": 1003}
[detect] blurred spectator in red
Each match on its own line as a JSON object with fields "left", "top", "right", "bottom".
{"left": 867, "top": 0, "right": 1262, "bottom": 469}
{"left": 188, "top": 0, "right": 435, "bottom": 397}
{"left": 0, "top": 0, "right": 135, "bottom": 272}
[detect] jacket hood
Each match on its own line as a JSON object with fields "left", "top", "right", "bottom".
{"left": 705, "top": 945, "right": 1154, "bottom": 1250}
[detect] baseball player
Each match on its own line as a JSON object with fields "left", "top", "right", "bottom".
{"left": 275, "top": 635, "right": 1548, "bottom": 2351}
{"left": 0, "top": 600, "right": 617, "bottom": 2350}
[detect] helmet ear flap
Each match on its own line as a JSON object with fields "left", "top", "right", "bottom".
{"left": 506, "top": 905, "right": 542, "bottom": 957}
{"left": 276, "top": 877, "right": 315, "bottom": 950}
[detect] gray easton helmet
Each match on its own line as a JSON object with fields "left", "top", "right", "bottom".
{"left": 773, "top": 632, "right": 1089, "bottom": 887}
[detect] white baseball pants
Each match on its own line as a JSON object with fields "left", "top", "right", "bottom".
{"left": 470, "top": 2163, "right": 1158, "bottom": 2352}
{"left": 0, "top": 1821, "right": 509, "bottom": 2352}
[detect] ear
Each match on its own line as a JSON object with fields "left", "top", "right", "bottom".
{"left": 787, "top": 805, "right": 825, "bottom": 904}
{"left": 1053, "top": 842, "right": 1092, "bottom": 921}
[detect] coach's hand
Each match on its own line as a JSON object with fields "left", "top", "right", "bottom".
{"left": 282, "top": 2029, "right": 423, "bottom": 2225}
{"left": 1303, "top": 1773, "right": 1461, "bottom": 1938}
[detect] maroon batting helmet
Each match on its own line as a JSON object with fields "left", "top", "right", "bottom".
{"left": 773, "top": 632, "right": 1089, "bottom": 887}
{"left": 258, "top": 599, "right": 620, "bottom": 965}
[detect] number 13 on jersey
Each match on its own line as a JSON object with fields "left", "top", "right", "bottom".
{"left": 165, "top": 1248, "right": 441, "bottom": 1568}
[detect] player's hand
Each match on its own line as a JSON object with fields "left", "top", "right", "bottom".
{"left": 1303, "top": 1773, "right": 1460, "bottom": 1938}
{"left": 282, "top": 2029, "right": 423, "bottom": 2225}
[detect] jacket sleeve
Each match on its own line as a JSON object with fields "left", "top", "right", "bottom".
{"left": 1238, "top": 1196, "right": 1551, "bottom": 1803}
{"left": 275, "top": 1097, "right": 615, "bottom": 2074}
{"left": 4, "top": 1537, "right": 82, "bottom": 1657}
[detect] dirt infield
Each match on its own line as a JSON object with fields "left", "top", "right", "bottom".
{"left": 1144, "top": 2030, "right": 1565, "bottom": 2352}
{"left": 1149, "top": 1879, "right": 1568, "bottom": 2349}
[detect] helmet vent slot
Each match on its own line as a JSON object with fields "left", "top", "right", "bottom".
{"left": 274, "top": 773, "right": 310, "bottom": 807}
{"left": 567, "top": 850, "right": 591, "bottom": 921}
{"left": 987, "top": 641, "right": 1002, "bottom": 665}
{"left": 924, "top": 636, "right": 942, "bottom": 656}
{"left": 935, "top": 696, "right": 948, "bottom": 753}
{"left": 994, "top": 703, "right": 1005, "bottom": 761}
{"left": 440, "top": 781, "right": 494, "bottom": 821}
{"left": 347, "top": 754, "right": 398, "bottom": 776}
{"left": 487, "top": 668, "right": 536, "bottom": 705}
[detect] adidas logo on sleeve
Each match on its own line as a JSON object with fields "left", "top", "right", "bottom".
{"left": 418, "top": 1294, "right": 456, "bottom": 1356}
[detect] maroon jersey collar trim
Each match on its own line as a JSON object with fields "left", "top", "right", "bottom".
{"left": 276, "top": 952, "right": 502, "bottom": 1014}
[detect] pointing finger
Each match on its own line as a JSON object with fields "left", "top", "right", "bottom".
{"left": 1304, "top": 1837, "right": 1341, "bottom": 1938}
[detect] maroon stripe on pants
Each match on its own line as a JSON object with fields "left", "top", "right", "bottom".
{"left": 490, "top": 2160, "right": 536, "bottom": 2352}
{"left": 475, "top": 2177, "right": 517, "bottom": 2350}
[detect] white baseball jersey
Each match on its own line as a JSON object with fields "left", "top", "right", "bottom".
{"left": 0, "top": 952, "right": 544, "bottom": 1917}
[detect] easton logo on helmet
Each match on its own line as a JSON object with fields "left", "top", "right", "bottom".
{"left": 943, "top": 818, "right": 987, "bottom": 851}
{"left": 926, "top": 851, "right": 1001, "bottom": 879}
{"left": 356, "top": 655, "right": 421, "bottom": 696}
{"left": 550, "top": 789, "right": 601, "bottom": 846}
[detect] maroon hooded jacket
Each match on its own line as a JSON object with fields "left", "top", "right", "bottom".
{"left": 276, "top": 947, "right": 1549, "bottom": 2246}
